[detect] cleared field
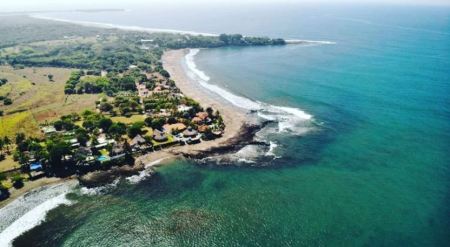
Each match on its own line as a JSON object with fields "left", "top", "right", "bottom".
{"left": 0, "top": 110, "right": 40, "bottom": 138}
{"left": 0, "top": 66, "right": 102, "bottom": 137}
{"left": 0, "top": 155, "right": 20, "bottom": 173}
{"left": 111, "top": 115, "right": 146, "bottom": 124}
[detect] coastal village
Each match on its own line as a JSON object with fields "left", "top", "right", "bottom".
{"left": 0, "top": 17, "right": 286, "bottom": 202}
{"left": 0, "top": 63, "right": 225, "bottom": 200}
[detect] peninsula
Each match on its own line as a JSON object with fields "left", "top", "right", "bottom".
{"left": 0, "top": 15, "right": 285, "bottom": 205}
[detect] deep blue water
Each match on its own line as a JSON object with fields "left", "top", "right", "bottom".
{"left": 10, "top": 3, "right": 450, "bottom": 246}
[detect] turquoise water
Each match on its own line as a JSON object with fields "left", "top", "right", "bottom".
{"left": 11, "top": 4, "right": 450, "bottom": 246}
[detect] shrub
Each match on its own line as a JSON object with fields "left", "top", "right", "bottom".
{"left": 11, "top": 174, "right": 24, "bottom": 189}
{"left": 3, "top": 98, "right": 12, "bottom": 105}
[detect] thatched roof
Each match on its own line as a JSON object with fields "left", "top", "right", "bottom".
{"left": 130, "top": 135, "right": 146, "bottom": 146}
{"left": 153, "top": 130, "right": 168, "bottom": 142}
{"left": 196, "top": 112, "right": 209, "bottom": 120}
{"left": 198, "top": 125, "right": 210, "bottom": 133}
{"left": 183, "top": 127, "right": 198, "bottom": 138}
{"left": 112, "top": 143, "right": 125, "bottom": 154}
{"left": 163, "top": 123, "right": 187, "bottom": 133}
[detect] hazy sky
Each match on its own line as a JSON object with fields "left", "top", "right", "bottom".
{"left": 1, "top": 0, "right": 449, "bottom": 12}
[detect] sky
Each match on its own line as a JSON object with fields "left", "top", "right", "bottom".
{"left": 1, "top": 0, "right": 449, "bottom": 12}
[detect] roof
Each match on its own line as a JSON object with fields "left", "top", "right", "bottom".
{"left": 196, "top": 112, "right": 209, "bottom": 120}
{"left": 163, "top": 123, "right": 187, "bottom": 133}
{"left": 153, "top": 130, "right": 168, "bottom": 142}
{"left": 112, "top": 143, "right": 125, "bottom": 154}
{"left": 42, "top": 126, "right": 56, "bottom": 134}
{"left": 177, "top": 105, "right": 192, "bottom": 112}
{"left": 192, "top": 117, "right": 203, "bottom": 123}
{"left": 197, "top": 125, "right": 209, "bottom": 133}
{"left": 130, "top": 135, "right": 146, "bottom": 146}
{"left": 183, "top": 127, "right": 198, "bottom": 137}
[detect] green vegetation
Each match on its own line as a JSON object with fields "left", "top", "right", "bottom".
{"left": 0, "top": 15, "right": 274, "bottom": 200}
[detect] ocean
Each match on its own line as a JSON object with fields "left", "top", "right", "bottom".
{"left": 2, "top": 3, "right": 450, "bottom": 246}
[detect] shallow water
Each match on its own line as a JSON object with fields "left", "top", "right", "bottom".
{"left": 5, "top": 3, "right": 450, "bottom": 247}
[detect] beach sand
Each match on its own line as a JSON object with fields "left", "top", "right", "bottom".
{"left": 162, "top": 49, "right": 247, "bottom": 153}
{"left": 0, "top": 177, "right": 75, "bottom": 209}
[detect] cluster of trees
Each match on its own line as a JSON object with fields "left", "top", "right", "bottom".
{"left": 64, "top": 71, "right": 82, "bottom": 94}
{"left": 0, "top": 136, "right": 12, "bottom": 161}
{"left": 110, "top": 96, "right": 142, "bottom": 117}
{"left": 2, "top": 37, "right": 159, "bottom": 73}
{"left": 219, "top": 34, "right": 285, "bottom": 46}
{"left": 143, "top": 93, "right": 180, "bottom": 112}
{"left": 65, "top": 71, "right": 111, "bottom": 95}
{"left": 65, "top": 69, "right": 147, "bottom": 96}
{"left": 0, "top": 78, "right": 12, "bottom": 106}
{"left": 0, "top": 95, "right": 13, "bottom": 106}
{"left": 150, "top": 33, "right": 286, "bottom": 49}
{"left": 1, "top": 17, "right": 286, "bottom": 73}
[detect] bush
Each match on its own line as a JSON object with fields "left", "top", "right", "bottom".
{"left": 3, "top": 98, "right": 12, "bottom": 105}
{"left": 11, "top": 174, "right": 24, "bottom": 189}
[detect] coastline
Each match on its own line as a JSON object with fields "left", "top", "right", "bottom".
{"left": 0, "top": 177, "right": 76, "bottom": 209}
{"left": 0, "top": 48, "right": 249, "bottom": 208}
{"left": 162, "top": 49, "right": 248, "bottom": 155}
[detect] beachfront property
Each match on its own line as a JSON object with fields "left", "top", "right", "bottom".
{"left": 0, "top": 45, "right": 225, "bottom": 201}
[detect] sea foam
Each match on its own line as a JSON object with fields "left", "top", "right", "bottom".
{"left": 125, "top": 158, "right": 165, "bottom": 184}
{"left": 0, "top": 183, "right": 76, "bottom": 247}
{"left": 185, "top": 49, "right": 313, "bottom": 135}
{"left": 31, "top": 15, "right": 217, "bottom": 36}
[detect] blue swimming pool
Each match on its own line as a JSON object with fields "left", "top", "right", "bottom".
{"left": 97, "top": 155, "right": 109, "bottom": 162}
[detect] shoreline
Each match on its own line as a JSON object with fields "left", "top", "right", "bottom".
{"left": 1, "top": 48, "right": 249, "bottom": 207}
{"left": 0, "top": 177, "right": 76, "bottom": 209}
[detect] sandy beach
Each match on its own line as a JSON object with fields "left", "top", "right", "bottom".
{"left": 162, "top": 49, "right": 247, "bottom": 153}
{"left": 0, "top": 177, "right": 75, "bottom": 209}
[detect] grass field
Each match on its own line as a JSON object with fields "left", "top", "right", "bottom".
{"left": 0, "top": 155, "right": 20, "bottom": 173}
{"left": 111, "top": 115, "right": 146, "bottom": 124}
{"left": 0, "top": 66, "right": 102, "bottom": 138}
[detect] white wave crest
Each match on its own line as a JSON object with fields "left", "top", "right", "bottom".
{"left": 125, "top": 158, "right": 165, "bottom": 184}
{"left": 265, "top": 141, "right": 281, "bottom": 158}
{"left": 185, "top": 49, "right": 313, "bottom": 135}
{"left": 285, "top": 39, "right": 337, "bottom": 45}
{"left": 31, "top": 15, "right": 217, "bottom": 36}
{"left": 79, "top": 178, "right": 120, "bottom": 196}
{"left": 0, "top": 191, "right": 73, "bottom": 247}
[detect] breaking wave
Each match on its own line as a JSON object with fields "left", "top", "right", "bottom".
{"left": 79, "top": 178, "right": 120, "bottom": 196}
{"left": 31, "top": 15, "right": 217, "bottom": 36}
{"left": 125, "top": 158, "right": 165, "bottom": 184}
{"left": 0, "top": 182, "right": 77, "bottom": 247}
{"left": 185, "top": 49, "right": 313, "bottom": 135}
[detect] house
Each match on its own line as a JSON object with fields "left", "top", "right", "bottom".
{"left": 182, "top": 127, "right": 198, "bottom": 138}
{"left": 130, "top": 135, "right": 147, "bottom": 148}
{"left": 192, "top": 117, "right": 203, "bottom": 124}
{"left": 69, "top": 138, "right": 80, "bottom": 148}
{"left": 182, "top": 127, "right": 200, "bottom": 144}
{"left": 197, "top": 125, "right": 209, "bottom": 133}
{"left": 163, "top": 123, "right": 187, "bottom": 133}
{"left": 177, "top": 105, "right": 192, "bottom": 112}
{"left": 152, "top": 130, "right": 168, "bottom": 142}
{"left": 42, "top": 126, "right": 57, "bottom": 135}
{"left": 111, "top": 143, "right": 125, "bottom": 156}
{"left": 196, "top": 112, "right": 209, "bottom": 120}
{"left": 74, "top": 147, "right": 95, "bottom": 166}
